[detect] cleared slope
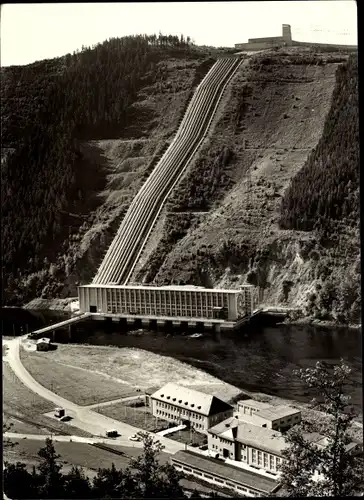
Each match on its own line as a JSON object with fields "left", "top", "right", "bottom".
{"left": 138, "top": 49, "right": 346, "bottom": 316}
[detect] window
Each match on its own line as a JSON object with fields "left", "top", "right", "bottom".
{"left": 215, "top": 478, "right": 223, "bottom": 484}
{"left": 264, "top": 454, "right": 268, "bottom": 468}
{"left": 252, "top": 450, "right": 257, "bottom": 463}
{"left": 258, "top": 451, "right": 262, "bottom": 465}
{"left": 270, "top": 456, "right": 275, "bottom": 470}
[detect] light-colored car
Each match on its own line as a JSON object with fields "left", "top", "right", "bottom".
{"left": 129, "top": 434, "right": 141, "bottom": 441}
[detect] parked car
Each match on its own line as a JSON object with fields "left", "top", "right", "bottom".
{"left": 129, "top": 434, "right": 141, "bottom": 442}
{"left": 106, "top": 430, "right": 119, "bottom": 438}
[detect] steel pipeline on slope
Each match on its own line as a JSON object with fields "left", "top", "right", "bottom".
{"left": 92, "top": 59, "right": 231, "bottom": 283}
{"left": 94, "top": 58, "right": 239, "bottom": 284}
{"left": 101, "top": 60, "right": 239, "bottom": 284}
{"left": 93, "top": 57, "right": 242, "bottom": 285}
{"left": 94, "top": 58, "right": 238, "bottom": 284}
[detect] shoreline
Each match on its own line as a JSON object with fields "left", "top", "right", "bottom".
{"left": 11, "top": 298, "right": 361, "bottom": 330}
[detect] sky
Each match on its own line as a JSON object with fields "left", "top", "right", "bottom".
{"left": 0, "top": 1, "right": 358, "bottom": 67}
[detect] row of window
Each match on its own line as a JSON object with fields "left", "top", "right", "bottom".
{"left": 107, "top": 305, "right": 221, "bottom": 319}
{"left": 172, "top": 462, "right": 264, "bottom": 497}
{"left": 251, "top": 449, "right": 281, "bottom": 470}
{"left": 105, "top": 290, "right": 230, "bottom": 306}
{"left": 155, "top": 401, "right": 203, "bottom": 420}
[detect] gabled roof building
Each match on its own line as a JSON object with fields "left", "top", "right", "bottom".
{"left": 150, "top": 382, "right": 233, "bottom": 433}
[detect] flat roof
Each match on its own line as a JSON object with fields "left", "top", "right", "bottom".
{"left": 256, "top": 406, "right": 301, "bottom": 421}
{"left": 171, "top": 450, "right": 279, "bottom": 493}
{"left": 238, "top": 399, "right": 273, "bottom": 411}
{"left": 80, "top": 284, "right": 254, "bottom": 294}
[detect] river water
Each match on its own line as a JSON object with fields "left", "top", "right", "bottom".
{"left": 1, "top": 308, "right": 362, "bottom": 414}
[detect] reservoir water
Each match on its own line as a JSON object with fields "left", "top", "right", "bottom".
{"left": 2, "top": 308, "right": 362, "bottom": 415}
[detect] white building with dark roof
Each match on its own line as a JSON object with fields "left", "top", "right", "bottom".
{"left": 208, "top": 416, "right": 287, "bottom": 474}
{"left": 36, "top": 337, "right": 51, "bottom": 351}
{"left": 150, "top": 383, "right": 233, "bottom": 433}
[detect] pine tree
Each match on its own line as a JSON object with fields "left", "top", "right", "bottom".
{"left": 279, "top": 360, "right": 363, "bottom": 496}
{"left": 36, "top": 438, "right": 65, "bottom": 498}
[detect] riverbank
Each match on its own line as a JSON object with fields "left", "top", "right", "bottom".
{"left": 284, "top": 316, "right": 361, "bottom": 330}
{"left": 20, "top": 298, "right": 361, "bottom": 330}
{"left": 18, "top": 341, "right": 362, "bottom": 442}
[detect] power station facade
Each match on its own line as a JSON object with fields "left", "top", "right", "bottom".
{"left": 78, "top": 284, "right": 259, "bottom": 328}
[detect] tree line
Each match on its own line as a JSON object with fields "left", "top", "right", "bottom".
{"left": 279, "top": 54, "right": 359, "bottom": 233}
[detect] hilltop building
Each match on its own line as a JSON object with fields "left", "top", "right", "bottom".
{"left": 150, "top": 382, "right": 233, "bottom": 433}
{"left": 235, "top": 24, "right": 357, "bottom": 52}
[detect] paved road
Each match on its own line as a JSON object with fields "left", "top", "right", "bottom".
{"left": 84, "top": 394, "right": 142, "bottom": 410}
{"left": 3, "top": 431, "right": 145, "bottom": 448}
{"left": 5, "top": 336, "right": 191, "bottom": 455}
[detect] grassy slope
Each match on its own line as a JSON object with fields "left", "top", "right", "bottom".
{"left": 19, "top": 347, "right": 138, "bottom": 405}
{"left": 19, "top": 343, "right": 243, "bottom": 402}
{"left": 3, "top": 362, "right": 91, "bottom": 437}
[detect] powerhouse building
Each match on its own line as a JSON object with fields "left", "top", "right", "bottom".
{"left": 78, "top": 284, "right": 259, "bottom": 325}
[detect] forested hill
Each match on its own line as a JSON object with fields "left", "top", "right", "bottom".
{"left": 1, "top": 34, "right": 215, "bottom": 305}
{"left": 280, "top": 54, "right": 359, "bottom": 233}
{"left": 279, "top": 54, "right": 360, "bottom": 323}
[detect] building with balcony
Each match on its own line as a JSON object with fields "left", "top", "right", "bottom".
{"left": 78, "top": 283, "right": 259, "bottom": 329}
{"left": 150, "top": 383, "right": 233, "bottom": 433}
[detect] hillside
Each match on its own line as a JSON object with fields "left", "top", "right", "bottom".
{"left": 131, "top": 49, "right": 359, "bottom": 324}
{"left": 1, "top": 35, "right": 219, "bottom": 305}
{"left": 2, "top": 41, "right": 359, "bottom": 325}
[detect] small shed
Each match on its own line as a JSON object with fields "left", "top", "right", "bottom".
{"left": 36, "top": 337, "right": 51, "bottom": 351}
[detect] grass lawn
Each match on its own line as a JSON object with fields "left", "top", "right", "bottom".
{"left": 97, "top": 402, "right": 170, "bottom": 433}
{"left": 3, "top": 363, "right": 92, "bottom": 437}
{"left": 22, "top": 343, "right": 241, "bottom": 401}
{"left": 167, "top": 428, "right": 206, "bottom": 447}
{"left": 20, "top": 348, "right": 138, "bottom": 405}
{"left": 4, "top": 439, "right": 170, "bottom": 474}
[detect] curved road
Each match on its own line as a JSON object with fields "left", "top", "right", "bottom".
{"left": 4, "top": 337, "right": 192, "bottom": 455}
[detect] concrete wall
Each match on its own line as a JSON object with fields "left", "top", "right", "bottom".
{"left": 235, "top": 41, "right": 287, "bottom": 51}
{"left": 207, "top": 409, "right": 234, "bottom": 429}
